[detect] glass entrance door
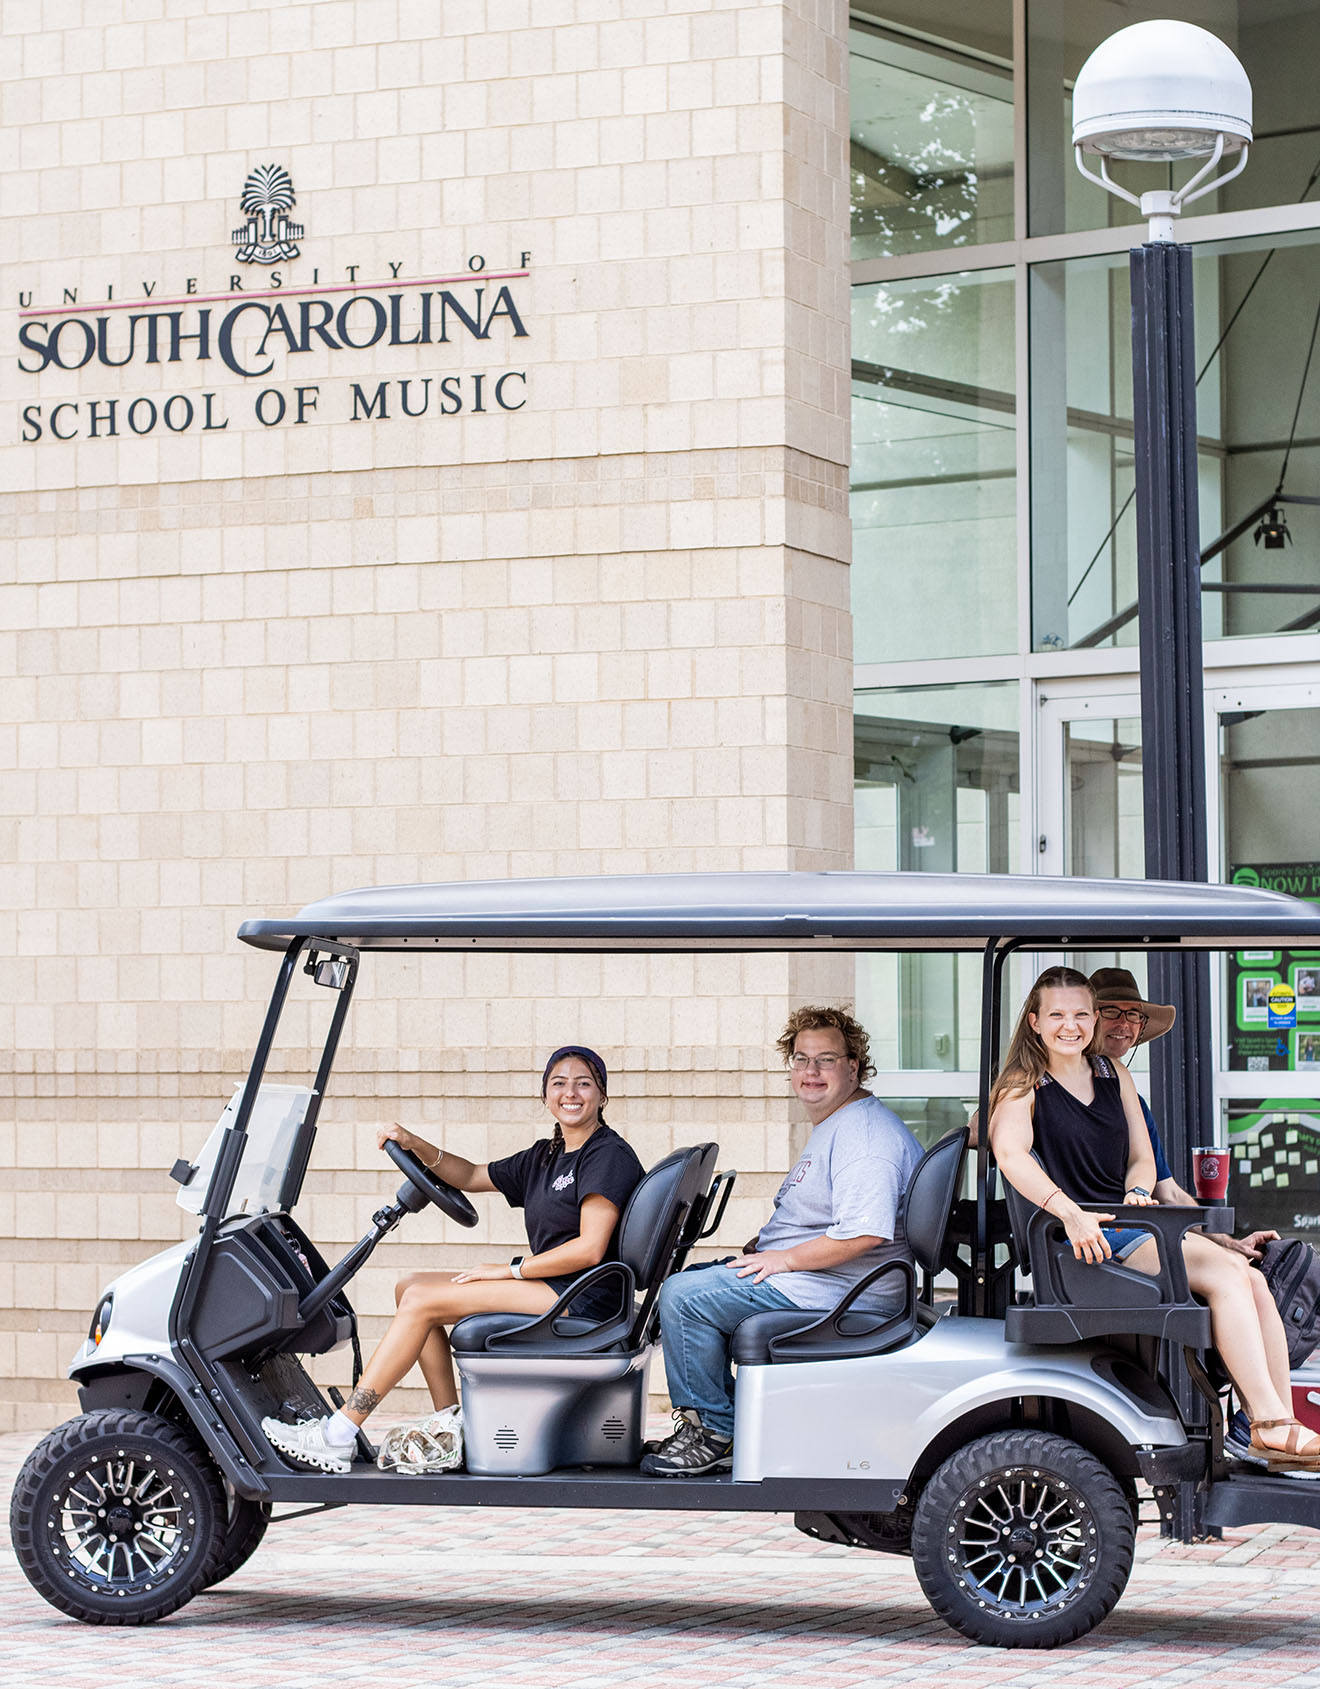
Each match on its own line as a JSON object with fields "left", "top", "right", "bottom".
{"left": 1211, "top": 680, "right": 1320, "bottom": 1242}
{"left": 1038, "top": 691, "right": 1150, "bottom": 990}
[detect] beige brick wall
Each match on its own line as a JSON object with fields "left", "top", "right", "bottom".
{"left": 1, "top": 0, "right": 853, "bottom": 1429}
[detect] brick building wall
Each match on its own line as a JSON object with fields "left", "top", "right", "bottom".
{"left": 0, "top": 0, "right": 853, "bottom": 1429}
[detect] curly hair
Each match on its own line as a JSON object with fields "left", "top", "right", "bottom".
{"left": 776, "top": 1004, "right": 875, "bottom": 1081}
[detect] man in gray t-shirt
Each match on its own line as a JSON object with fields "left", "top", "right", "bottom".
{"left": 641, "top": 1006, "right": 921, "bottom": 1478}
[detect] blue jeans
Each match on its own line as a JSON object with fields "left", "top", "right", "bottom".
{"left": 657, "top": 1261, "right": 798, "bottom": 1438}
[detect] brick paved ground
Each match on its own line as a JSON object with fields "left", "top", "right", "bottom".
{"left": 5, "top": 1424, "right": 1320, "bottom": 1685}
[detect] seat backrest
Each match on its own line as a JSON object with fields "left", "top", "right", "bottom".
{"left": 901, "top": 1126, "right": 969, "bottom": 1276}
{"left": 616, "top": 1143, "right": 718, "bottom": 1292}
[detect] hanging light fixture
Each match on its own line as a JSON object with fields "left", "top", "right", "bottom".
{"left": 1252, "top": 503, "right": 1292, "bottom": 549}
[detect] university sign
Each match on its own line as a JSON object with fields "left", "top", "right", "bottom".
{"left": 14, "top": 164, "right": 531, "bottom": 443}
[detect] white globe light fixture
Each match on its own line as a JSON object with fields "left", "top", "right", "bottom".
{"left": 1073, "top": 20, "right": 1252, "bottom": 241}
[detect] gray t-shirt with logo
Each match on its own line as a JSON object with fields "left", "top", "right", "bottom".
{"left": 756, "top": 1093, "right": 922, "bottom": 1313}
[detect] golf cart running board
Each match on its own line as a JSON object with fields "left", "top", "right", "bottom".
{"left": 261, "top": 1466, "right": 907, "bottom": 1512}
{"left": 1203, "top": 1470, "right": 1320, "bottom": 1530}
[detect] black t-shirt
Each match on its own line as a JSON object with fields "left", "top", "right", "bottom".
{"left": 487, "top": 1125, "right": 644, "bottom": 1316}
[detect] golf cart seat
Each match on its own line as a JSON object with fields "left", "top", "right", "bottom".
{"left": 731, "top": 1126, "right": 969, "bottom": 1365}
{"left": 1002, "top": 1165, "right": 1215, "bottom": 1346}
{"left": 451, "top": 1143, "right": 731, "bottom": 1474}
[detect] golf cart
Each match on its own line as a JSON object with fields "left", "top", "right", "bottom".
{"left": 11, "top": 870, "right": 1320, "bottom": 1647}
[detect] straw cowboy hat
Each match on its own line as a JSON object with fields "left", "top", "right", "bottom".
{"left": 1089, "top": 967, "right": 1176, "bottom": 1044}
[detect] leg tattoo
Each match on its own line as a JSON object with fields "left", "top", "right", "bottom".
{"left": 345, "top": 1384, "right": 381, "bottom": 1417}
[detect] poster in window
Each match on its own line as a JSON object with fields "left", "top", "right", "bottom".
{"left": 1227, "top": 863, "right": 1320, "bottom": 1072}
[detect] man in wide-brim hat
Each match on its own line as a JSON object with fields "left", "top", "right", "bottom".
{"left": 1090, "top": 966, "right": 1176, "bottom": 1049}
{"left": 1089, "top": 966, "right": 1273, "bottom": 1259}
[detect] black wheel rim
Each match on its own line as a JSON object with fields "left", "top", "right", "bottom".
{"left": 44, "top": 1448, "right": 197, "bottom": 1598}
{"left": 946, "top": 1464, "right": 1097, "bottom": 1623}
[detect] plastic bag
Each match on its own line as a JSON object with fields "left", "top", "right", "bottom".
{"left": 375, "top": 1404, "right": 464, "bottom": 1474}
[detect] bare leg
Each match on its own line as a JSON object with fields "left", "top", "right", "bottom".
{"left": 344, "top": 1272, "right": 556, "bottom": 1426}
{"left": 1124, "top": 1232, "right": 1317, "bottom": 1454}
{"left": 395, "top": 1272, "right": 462, "bottom": 1410}
{"left": 416, "top": 1328, "right": 458, "bottom": 1409}
{"left": 1248, "top": 1266, "right": 1294, "bottom": 1409}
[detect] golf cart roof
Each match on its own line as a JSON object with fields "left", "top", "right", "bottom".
{"left": 236, "top": 871, "right": 1320, "bottom": 953}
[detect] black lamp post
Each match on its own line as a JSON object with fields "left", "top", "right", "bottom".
{"left": 1072, "top": 23, "right": 1253, "bottom": 1180}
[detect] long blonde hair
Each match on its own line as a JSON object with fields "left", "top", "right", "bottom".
{"left": 987, "top": 966, "right": 1099, "bottom": 1118}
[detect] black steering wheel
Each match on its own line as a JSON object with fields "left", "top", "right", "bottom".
{"left": 383, "top": 1138, "right": 480, "bottom": 1228}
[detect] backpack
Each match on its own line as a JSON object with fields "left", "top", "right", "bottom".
{"left": 1256, "top": 1237, "right": 1320, "bottom": 1366}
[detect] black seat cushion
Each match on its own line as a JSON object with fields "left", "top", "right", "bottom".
{"left": 451, "top": 1311, "right": 628, "bottom": 1354}
{"left": 731, "top": 1303, "right": 918, "bottom": 1365}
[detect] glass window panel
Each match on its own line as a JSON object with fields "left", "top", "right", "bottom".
{"left": 854, "top": 681, "right": 1019, "bottom": 1073}
{"left": 1028, "top": 2, "right": 1320, "bottom": 237}
{"left": 1064, "top": 717, "right": 1144, "bottom": 881}
{"left": 851, "top": 6, "right": 1014, "bottom": 261}
{"left": 1227, "top": 1101, "right": 1320, "bottom": 1246}
{"left": 853, "top": 269, "right": 1017, "bottom": 663}
{"left": 1034, "top": 227, "right": 1320, "bottom": 650}
{"left": 1053, "top": 713, "right": 1153, "bottom": 1052}
{"left": 880, "top": 1095, "right": 977, "bottom": 1153}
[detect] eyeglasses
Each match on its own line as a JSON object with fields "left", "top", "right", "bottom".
{"left": 1097, "top": 1007, "right": 1149, "bottom": 1026}
{"left": 790, "top": 1053, "right": 849, "bottom": 1071}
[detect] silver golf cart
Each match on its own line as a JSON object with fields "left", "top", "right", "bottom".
{"left": 11, "top": 871, "right": 1320, "bottom": 1646}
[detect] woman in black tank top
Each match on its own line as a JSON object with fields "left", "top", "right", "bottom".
{"left": 990, "top": 966, "right": 1320, "bottom": 1471}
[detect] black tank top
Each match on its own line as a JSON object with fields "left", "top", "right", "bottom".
{"left": 1030, "top": 1055, "right": 1128, "bottom": 1206}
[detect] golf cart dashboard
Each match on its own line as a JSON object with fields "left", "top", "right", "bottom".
{"left": 188, "top": 1210, "right": 352, "bottom": 1362}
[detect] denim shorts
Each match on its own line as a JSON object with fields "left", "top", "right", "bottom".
{"left": 1101, "top": 1225, "right": 1150, "bottom": 1261}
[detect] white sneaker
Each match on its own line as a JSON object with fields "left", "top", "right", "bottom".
{"left": 262, "top": 1414, "right": 354, "bottom": 1474}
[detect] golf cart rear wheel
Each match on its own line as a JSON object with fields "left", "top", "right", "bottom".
{"left": 911, "top": 1429, "right": 1134, "bottom": 1648}
{"left": 10, "top": 1408, "right": 224, "bottom": 1625}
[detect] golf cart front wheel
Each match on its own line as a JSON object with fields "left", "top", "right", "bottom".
{"left": 204, "top": 1493, "right": 270, "bottom": 1589}
{"left": 910, "top": 1429, "right": 1135, "bottom": 1648}
{"left": 10, "top": 1408, "right": 224, "bottom": 1625}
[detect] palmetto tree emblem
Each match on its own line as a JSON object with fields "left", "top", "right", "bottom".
{"left": 232, "top": 164, "right": 304, "bottom": 264}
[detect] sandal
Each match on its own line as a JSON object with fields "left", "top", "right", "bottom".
{"left": 1248, "top": 1417, "right": 1320, "bottom": 1469}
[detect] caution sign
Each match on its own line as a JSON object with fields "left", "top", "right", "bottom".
{"left": 1269, "top": 982, "right": 1298, "bottom": 1030}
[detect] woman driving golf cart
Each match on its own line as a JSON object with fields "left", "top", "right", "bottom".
{"left": 990, "top": 966, "right": 1320, "bottom": 1473}
{"left": 262, "top": 1044, "right": 643, "bottom": 1472}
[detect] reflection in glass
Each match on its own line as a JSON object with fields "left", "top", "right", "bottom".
{"left": 852, "top": 270, "right": 1016, "bottom": 663}
{"left": 854, "top": 682, "right": 1019, "bottom": 1073}
{"left": 851, "top": 11, "right": 1013, "bottom": 260}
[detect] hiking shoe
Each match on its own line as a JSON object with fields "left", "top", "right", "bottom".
{"left": 262, "top": 1414, "right": 354, "bottom": 1474}
{"left": 639, "top": 1409, "right": 732, "bottom": 1477}
{"left": 1224, "top": 1407, "right": 1266, "bottom": 1468}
